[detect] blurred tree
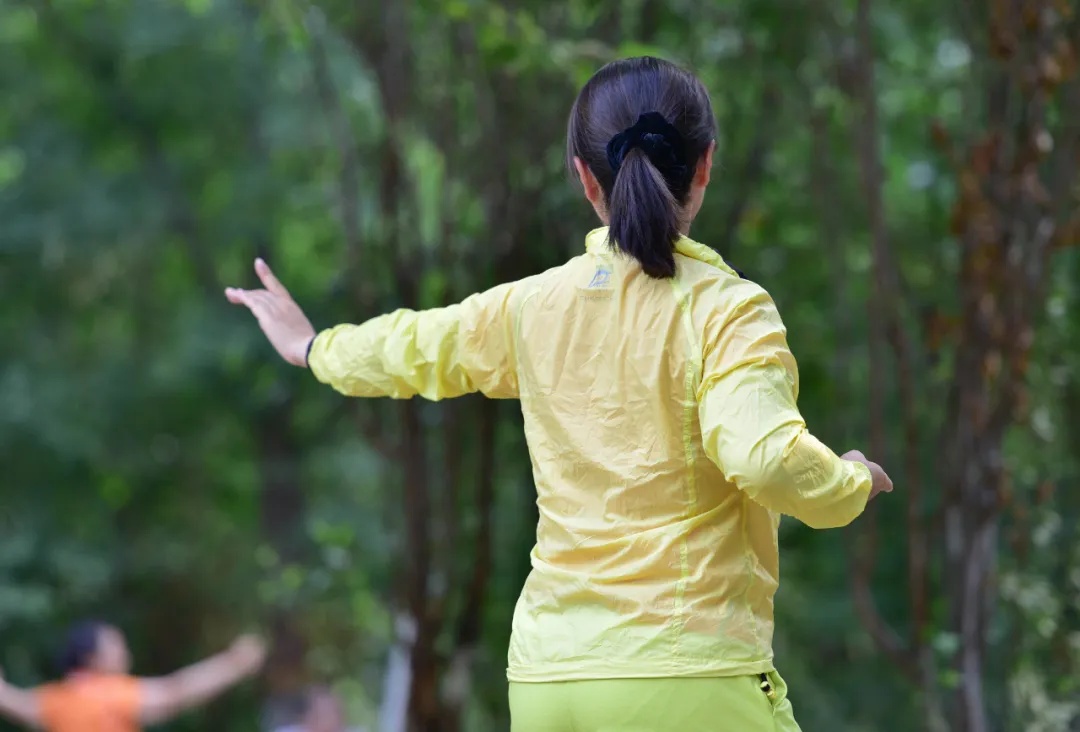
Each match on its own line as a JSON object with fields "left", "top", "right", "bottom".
{"left": 1, "top": 0, "right": 1077, "bottom": 730}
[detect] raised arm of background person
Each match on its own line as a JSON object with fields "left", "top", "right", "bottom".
{"left": 138, "top": 635, "right": 265, "bottom": 725}
{"left": 0, "top": 669, "right": 40, "bottom": 729}
{"left": 225, "top": 258, "right": 522, "bottom": 400}
{"left": 697, "top": 282, "right": 889, "bottom": 529}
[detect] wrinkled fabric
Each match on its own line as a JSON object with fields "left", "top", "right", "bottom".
{"left": 309, "top": 227, "right": 872, "bottom": 683}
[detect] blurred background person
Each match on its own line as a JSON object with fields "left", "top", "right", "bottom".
{"left": 0, "top": 620, "right": 266, "bottom": 731}
{"left": 274, "top": 686, "right": 363, "bottom": 732}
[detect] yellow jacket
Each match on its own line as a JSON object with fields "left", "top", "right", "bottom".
{"left": 308, "top": 227, "right": 872, "bottom": 682}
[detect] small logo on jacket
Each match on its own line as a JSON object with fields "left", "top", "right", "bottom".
{"left": 587, "top": 267, "right": 611, "bottom": 288}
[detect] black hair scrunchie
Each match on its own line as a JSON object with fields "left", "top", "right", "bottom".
{"left": 605, "top": 112, "right": 689, "bottom": 183}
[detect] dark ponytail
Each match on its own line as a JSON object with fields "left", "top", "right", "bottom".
{"left": 608, "top": 148, "right": 680, "bottom": 278}
{"left": 568, "top": 57, "right": 716, "bottom": 279}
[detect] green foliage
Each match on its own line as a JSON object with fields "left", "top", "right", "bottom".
{"left": 0, "top": 0, "right": 1076, "bottom": 730}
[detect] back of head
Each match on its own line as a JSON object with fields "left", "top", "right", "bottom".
{"left": 567, "top": 57, "right": 716, "bottom": 278}
{"left": 57, "top": 620, "right": 107, "bottom": 676}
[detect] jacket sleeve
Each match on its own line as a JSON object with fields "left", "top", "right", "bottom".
{"left": 697, "top": 284, "right": 872, "bottom": 529}
{"left": 307, "top": 280, "right": 520, "bottom": 400}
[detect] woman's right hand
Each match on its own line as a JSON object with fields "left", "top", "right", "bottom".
{"left": 225, "top": 259, "right": 317, "bottom": 368}
{"left": 842, "top": 450, "right": 893, "bottom": 499}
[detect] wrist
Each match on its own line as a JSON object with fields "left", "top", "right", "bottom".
{"left": 303, "top": 333, "right": 317, "bottom": 368}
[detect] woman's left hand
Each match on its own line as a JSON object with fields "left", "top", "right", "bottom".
{"left": 227, "top": 635, "right": 268, "bottom": 674}
{"left": 226, "top": 259, "right": 316, "bottom": 367}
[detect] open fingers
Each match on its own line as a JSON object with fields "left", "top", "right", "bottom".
{"left": 250, "top": 290, "right": 286, "bottom": 319}
{"left": 254, "top": 258, "right": 289, "bottom": 298}
{"left": 225, "top": 287, "right": 250, "bottom": 305}
{"left": 225, "top": 288, "right": 277, "bottom": 318}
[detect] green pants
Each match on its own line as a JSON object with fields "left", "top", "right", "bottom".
{"left": 509, "top": 672, "right": 801, "bottom": 732}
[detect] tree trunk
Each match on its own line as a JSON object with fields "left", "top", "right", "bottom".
{"left": 937, "top": 1, "right": 1075, "bottom": 727}
{"left": 850, "top": 3, "right": 945, "bottom": 728}
{"left": 256, "top": 398, "right": 309, "bottom": 698}
{"left": 442, "top": 399, "right": 499, "bottom": 732}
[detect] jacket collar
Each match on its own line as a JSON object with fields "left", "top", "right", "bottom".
{"left": 584, "top": 227, "right": 739, "bottom": 277}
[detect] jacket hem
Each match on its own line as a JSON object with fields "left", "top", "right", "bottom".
{"left": 506, "top": 658, "right": 775, "bottom": 684}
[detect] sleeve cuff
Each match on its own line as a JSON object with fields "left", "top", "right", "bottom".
{"left": 851, "top": 460, "right": 874, "bottom": 493}
{"left": 306, "top": 330, "right": 331, "bottom": 385}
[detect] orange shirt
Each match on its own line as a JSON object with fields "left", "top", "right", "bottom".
{"left": 37, "top": 674, "right": 141, "bottom": 732}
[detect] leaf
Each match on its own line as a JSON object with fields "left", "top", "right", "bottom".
{"left": 0, "top": 148, "right": 25, "bottom": 190}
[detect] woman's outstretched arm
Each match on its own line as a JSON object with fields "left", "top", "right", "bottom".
{"left": 0, "top": 670, "right": 40, "bottom": 728}
{"left": 138, "top": 635, "right": 265, "bottom": 725}
{"left": 226, "top": 259, "right": 521, "bottom": 400}
{"left": 698, "top": 283, "right": 892, "bottom": 529}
